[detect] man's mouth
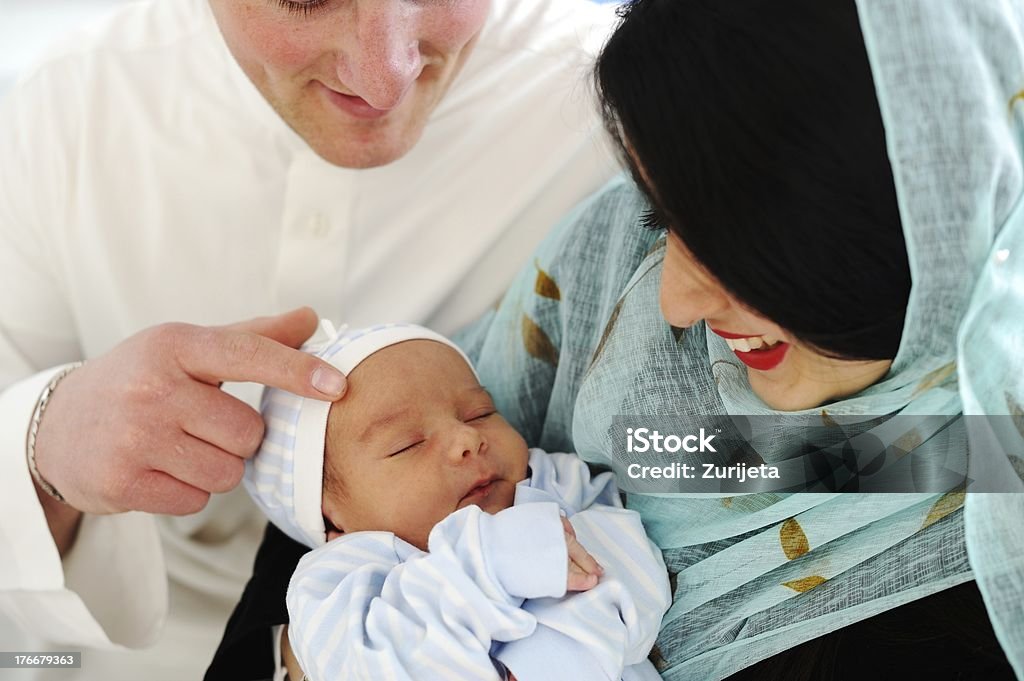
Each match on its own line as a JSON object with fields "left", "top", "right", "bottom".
{"left": 710, "top": 328, "right": 791, "bottom": 371}
{"left": 321, "top": 84, "right": 394, "bottom": 120}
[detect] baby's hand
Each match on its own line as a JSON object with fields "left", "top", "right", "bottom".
{"left": 562, "top": 516, "right": 604, "bottom": 591}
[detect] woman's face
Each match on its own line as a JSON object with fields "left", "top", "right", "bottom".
{"left": 660, "top": 230, "right": 892, "bottom": 411}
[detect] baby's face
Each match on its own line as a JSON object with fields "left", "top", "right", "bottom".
{"left": 322, "top": 340, "right": 530, "bottom": 550}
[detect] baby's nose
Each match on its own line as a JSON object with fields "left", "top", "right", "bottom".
{"left": 447, "top": 423, "right": 485, "bottom": 462}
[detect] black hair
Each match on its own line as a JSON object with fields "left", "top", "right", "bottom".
{"left": 596, "top": 0, "right": 911, "bottom": 360}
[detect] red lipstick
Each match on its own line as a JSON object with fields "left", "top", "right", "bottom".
{"left": 709, "top": 328, "right": 791, "bottom": 371}
{"left": 732, "top": 342, "right": 790, "bottom": 371}
{"left": 710, "top": 328, "right": 757, "bottom": 339}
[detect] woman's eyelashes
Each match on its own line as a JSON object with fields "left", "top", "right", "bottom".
{"left": 640, "top": 208, "right": 669, "bottom": 231}
{"left": 275, "top": 0, "right": 330, "bottom": 17}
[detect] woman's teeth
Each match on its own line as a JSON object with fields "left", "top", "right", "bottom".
{"left": 725, "top": 335, "right": 780, "bottom": 352}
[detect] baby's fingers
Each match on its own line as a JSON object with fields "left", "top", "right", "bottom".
{"left": 565, "top": 530, "right": 603, "bottom": 577}
{"left": 567, "top": 561, "right": 599, "bottom": 592}
{"left": 563, "top": 520, "right": 603, "bottom": 592}
{"left": 561, "top": 515, "right": 577, "bottom": 539}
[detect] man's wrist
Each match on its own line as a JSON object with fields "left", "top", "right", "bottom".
{"left": 25, "top": 361, "right": 84, "bottom": 504}
{"left": 32, "top": 477, "right": 83, "bottom": 557}
{"left": 25, "top": 362, "right": 86, "bottom": 557}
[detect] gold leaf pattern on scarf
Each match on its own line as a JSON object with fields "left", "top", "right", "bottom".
{"left": 1008, "top": 455, "right": 1024, "bottom": 482}
{"left": 1007, "top": 392, "right": 1024, "bottom": 437}
{"left": 533, "top": 261, "right": 561, "bottom": 301}
{"left": 521, "top": 315, "right": 558, "bottom": 367}
{"left": 783, "top": 575, "right": 827, "bottom": 593}
{"left": 590, "top": 297, "right": 625, "bottom": 367}
{"left": 921, "top": 491, "right": 966, "bottom": 530}
{"left": 912, "top": 362, "right": 957, "bottom": 398}
{"left": 721, "top": 497, "right": 733, "bottom": 508}
{"left": 892, "top": 429, "right": 923, "bottom": 459}
{"left": 780, "top": 518, "right": 810, "bottom": 560}
{"left": 649, "top": 644, "right": 669, "bottom": 672}
{"left": 1010, "top": 89, "right": 1024, "bottom": 114}
{"left": 821, "top": 409, "right": 839, "bottom": 428}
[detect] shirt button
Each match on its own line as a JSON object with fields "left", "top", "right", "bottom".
{"left": 306, "top": 213, "right": 330, "bottom": 239}
{"left": 994, "top": 248, "right": 1010, "bottom": 265}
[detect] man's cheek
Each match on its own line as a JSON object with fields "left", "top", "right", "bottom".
{"left": 424, "top": 0, "right": 491, "bottom": 46}
{"left": 258, "top": 34, "right": 318, "bottom": 74}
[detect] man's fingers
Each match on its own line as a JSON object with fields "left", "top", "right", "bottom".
{"left": 149, "top": 434, "right": 246, "bottom": 495}
{"left": 226, "top": 307, "right": 319, "bottom": 350}
{"left": 174, "top": 323, "right": 347, "bottom": 400}
{"left": 125, "top": 470, "right": 212, "bottom": 516}
{"left": 176, "top": 385, "right": 266, "bottom": 458}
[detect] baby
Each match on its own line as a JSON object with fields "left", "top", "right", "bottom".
{"left": 245, "top": 323, "right": 670, "bottom": 681}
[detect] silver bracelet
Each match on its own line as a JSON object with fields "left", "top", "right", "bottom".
{"left": 26, "top": 362, "right": 84, "bottom": 504}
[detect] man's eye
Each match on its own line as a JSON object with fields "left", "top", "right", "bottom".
{"left": 275, "top": 0, "right": 329, "bottom": 17}
{"left": 470, "top": 411, "right": 495, "bottom": 421}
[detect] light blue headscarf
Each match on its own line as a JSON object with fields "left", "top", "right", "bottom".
{"left": 462, "top": 1, "right": 1024, "bottom": 678}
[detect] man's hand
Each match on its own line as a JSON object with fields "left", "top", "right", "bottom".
{"left": 31, "top": 307, "right": 346, "bottom": 516}
{"left": 563, "top": 516, "right": 603, "bottom": 592}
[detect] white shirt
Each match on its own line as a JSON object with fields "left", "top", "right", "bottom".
{"left": 0, "top": 0, "right": 619, "bottom": 678}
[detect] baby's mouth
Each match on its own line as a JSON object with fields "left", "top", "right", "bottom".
{"left": 460, "top": 477, "right": 500, "bottom": 504}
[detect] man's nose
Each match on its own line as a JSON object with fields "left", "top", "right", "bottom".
{"left": 338, "top": 2, "right": 423, "bottom": 110}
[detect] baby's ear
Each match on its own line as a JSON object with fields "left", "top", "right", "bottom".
{"left": 323, "top": 515, "right": 345, "bottom": 542}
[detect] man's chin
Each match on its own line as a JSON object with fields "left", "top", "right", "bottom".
{"left": 313, "top": 142, "right": 409, "bottom": 169}
{"left": 300, "top": 123, "right": 423, "bottom": 169}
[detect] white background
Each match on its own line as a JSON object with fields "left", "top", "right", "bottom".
{"left": 0, "top": 0, "right": 134, "bottom": 99}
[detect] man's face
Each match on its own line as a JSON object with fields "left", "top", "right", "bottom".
{"left": 208, "top": 0, "right": 492, "bottom": 168}
{"left": 322, "top": 341, "right": 530, "bottom": 551}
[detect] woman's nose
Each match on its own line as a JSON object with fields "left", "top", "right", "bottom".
{"left": 337, "top": 2, "right": 423, "bottom": 110}
{"left": 659, "top": 242, "right": 731, "bottom": 328}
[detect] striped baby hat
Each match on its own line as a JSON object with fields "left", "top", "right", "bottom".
{"left": 243, "top": 321, "right": 475, "bottom": 548}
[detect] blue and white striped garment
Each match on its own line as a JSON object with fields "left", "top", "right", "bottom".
{"left": 287, "top": 449, "right": 672, "bottom": 681}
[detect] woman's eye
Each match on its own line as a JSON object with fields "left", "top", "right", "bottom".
{"left": 470, "top": 411, "right": 495, "bottom": 421}
{"left": 276, "top": 0, "right": 329, "bottom": 17}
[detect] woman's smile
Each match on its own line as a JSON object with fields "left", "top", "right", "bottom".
{"left": 710, "top": 328, "right": 790, "bottom": 371}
